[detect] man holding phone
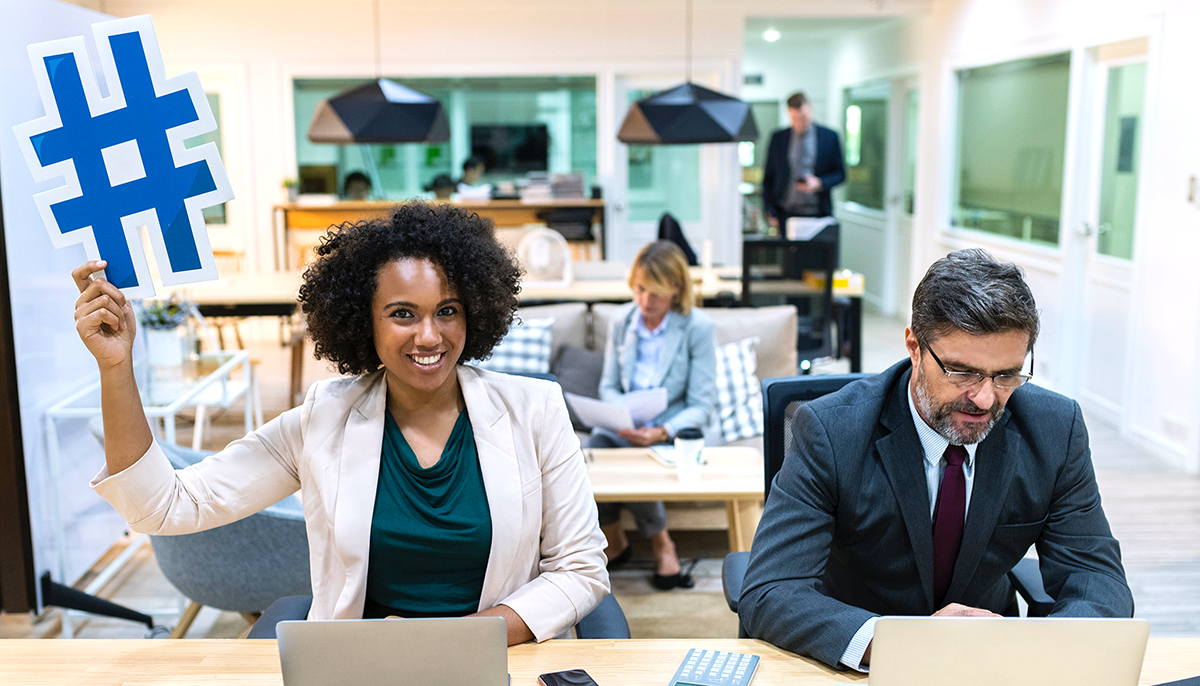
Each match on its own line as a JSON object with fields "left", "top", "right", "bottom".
{"left": 761, "top": 91, "right": 846, "bottom": 233}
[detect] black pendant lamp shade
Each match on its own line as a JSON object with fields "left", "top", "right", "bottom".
{"left": 307, "top": 79, "right": 450, "bottom": 144}
{"left": 618, "top": 82, "right": 758, "bottom": 145}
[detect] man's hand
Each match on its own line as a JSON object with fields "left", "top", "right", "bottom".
{"left": 617, "top": 426, "right": 668, "bottom": 447}
{"left": 797, "top": 174, "right": 823, "bottom": 193}
{"left": 766, "top": 214, "right": 779, "bottom": 230}
{"left": 861, "top": 604, "right": 1002, "bottom": 667}
{"left": 933, "top": 603, "right": 1001, "bottom": 618}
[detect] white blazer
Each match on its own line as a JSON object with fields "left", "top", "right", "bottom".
{"left": 91, "top": 366, "right": 609, "bottom": 641}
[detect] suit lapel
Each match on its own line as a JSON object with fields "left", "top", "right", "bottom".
{"left": 330, "top": 373, "right": 387, "bottom": 617}
{"left": 944, "top": 412, "right": 1016, "bottom": 604}
{"left": 875, "top": 370, "right": 936, "bottom": 611}
{"left": 653, "top": 314, "right": 686, "bottom": 387}
{"left": 459, "top": 367, "right": 523, "bottom": 610}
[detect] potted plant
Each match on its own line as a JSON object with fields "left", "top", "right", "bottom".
{"left": 282, "top": 177, "right": 299, "bottom": 203}
{"left": 139, "top": 296, "right": 191, "bottom": 367}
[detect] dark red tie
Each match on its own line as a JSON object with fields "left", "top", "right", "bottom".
{"left": 932, "top": 444, "right": 967, "bottom": 607}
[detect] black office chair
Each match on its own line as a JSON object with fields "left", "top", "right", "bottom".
{"left": 248, "top": 593, "right": 631, "bottom": 639}
{"left": 721, "top": 374, "right": 1054, "bottom": 637}
{"left": 741, "top": 239, "right": 838, "bottom": 373}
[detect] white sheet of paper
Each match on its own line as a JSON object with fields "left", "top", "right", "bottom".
{"left": 564, "top": 393, "right": 634, "bottom": 432}
{"left": 620, "top": 387, "right": 668, "bottom": 426}
{"left": 785, "top": 215, "right": 837, "bottom": 241}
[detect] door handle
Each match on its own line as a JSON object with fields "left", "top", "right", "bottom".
{"left": 1078, "top": 222, "right": 1095, "bottom": 237}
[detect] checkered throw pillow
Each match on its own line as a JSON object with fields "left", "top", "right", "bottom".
{"left": 476, "top": 317, "right": 555, "bottom": 374}
{"left": 714, "top": 336, "right": 764, "bottom": 442}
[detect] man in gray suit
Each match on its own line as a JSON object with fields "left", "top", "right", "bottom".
{"left": 739, "top": 248, "right": 1133, "bottom": 671}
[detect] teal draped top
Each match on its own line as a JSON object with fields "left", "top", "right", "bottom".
{"left": 363, "top": 411, "right": 492, "bottom": 618}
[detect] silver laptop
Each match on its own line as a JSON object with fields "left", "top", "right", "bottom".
{"left": 870, "top": 617, "right": 1149, "bottom": 686}
{"left": 276, "top": 617, "right": 508, "bottom": 686}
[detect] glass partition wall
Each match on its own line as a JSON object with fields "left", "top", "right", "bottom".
{"left": 953, "top": 53, "right": 1071, "bottom": 245}
{"left": 293, "top": 76, "right": 598, "bottom": 200}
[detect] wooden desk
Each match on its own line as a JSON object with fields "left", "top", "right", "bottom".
{"left": 274, "top": 199, "right": 606, "bottom": 270}
{"left": 586, "top": 447, "right": 763, "bottom": 552}
{"left": 1, "top": 638, "right": 1197, "bottom": 686}
{"left": 172, "top": 268, "right": 864, "bottom": 312}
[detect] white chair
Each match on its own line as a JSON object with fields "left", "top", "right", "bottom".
{"left": 516, "top": 228, "right": 573, "bottom": 288}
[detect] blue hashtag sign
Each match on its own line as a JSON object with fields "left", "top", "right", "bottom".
{"left": 13, "top": 15, "right": 232, "bottom": 298}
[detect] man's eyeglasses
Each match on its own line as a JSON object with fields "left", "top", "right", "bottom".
{"left": 923, "top": 344, "right": 1033, "bottom": 389}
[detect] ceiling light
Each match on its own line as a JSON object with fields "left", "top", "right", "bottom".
{"left": 763, "top": 29, "right": 781, "bottom": 42}
{"left": 617, "top": 0, "right": 759, "bottom": 145}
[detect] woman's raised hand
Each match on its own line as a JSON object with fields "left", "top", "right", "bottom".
{"left": 72, "top": 260, "right": 136, "bottom": 369}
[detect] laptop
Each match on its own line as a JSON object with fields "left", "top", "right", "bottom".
{"left": 276, "top": 616, "right": 508, "bottom": 686}
{"left": 870, "top": 617, "right": 1150, "bottom": 686}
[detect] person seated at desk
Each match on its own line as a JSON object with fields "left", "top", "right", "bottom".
{"left": 73, "top": 202, "right": 609, "bottom": 644}
{"left": 425, "top": 173, "right": 456, "bottom": 200}
{"left": 343, "top": 170, "right": 372, "bottom": 201}
{"left": 457, "top": 156, "right": 492, "bottom": 200}
{"left": 738, "top": 248, "right": 1133, "bottom": 671}
{"left": 587, "top": 240, "right": 717, "bottom": 590}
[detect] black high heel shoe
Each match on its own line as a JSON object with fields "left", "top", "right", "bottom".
{"left": 651, "top": 572, "right": 694, "bottom": 590}
{"left": 606, "top": 545, "right": 633, "bottom": 570}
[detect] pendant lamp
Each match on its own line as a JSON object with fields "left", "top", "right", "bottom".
{"left": 617, "top": 0, "right": 758, "bottom": 144}
{"left": 305, "top": 0, "right": 448, "bottom": 144}
{"left": 307, "top": 79, "right": 450, "bottom": 144}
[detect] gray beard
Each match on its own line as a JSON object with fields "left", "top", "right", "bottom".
{"left": 914, "top": 366, "right": 999, "bottom": 445}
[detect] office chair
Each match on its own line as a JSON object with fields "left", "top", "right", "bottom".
{"left": 153, "top": 443, "right": 312, "bottom": 638}
{"left": 248, "top": 593, "right": 631, "bottom": 640}
{"left": 722, "top": 374, "right": 1054, "bottom": 637}
{"left": 741, "top": 239, "right": 838, "bottom": 373}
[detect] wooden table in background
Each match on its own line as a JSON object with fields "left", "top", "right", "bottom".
{"left": 274, "top": 199, "right": 606, "bottom": 270}
{"left": 585, "top": 447, "right": 764, "bottom": 552}
{"left": 2, "top": 638, "right": 1198, "bottom": 686}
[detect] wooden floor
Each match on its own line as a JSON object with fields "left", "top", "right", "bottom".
{"left": 2, "top": 312, "right": 1197, "bottom": 639}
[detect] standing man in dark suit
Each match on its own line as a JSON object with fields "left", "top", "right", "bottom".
{"left": 762, "top": 92, "right": 846, "bottom": 235}
{"left": 739, "top": 249, "right": 1132, "bottom": 672}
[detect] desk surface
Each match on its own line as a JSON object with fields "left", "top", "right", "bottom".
{"left": 174, "top": 267, "right": 862, "bottom": 310}
{"left": 586, "top": 447, "right": 763, "bottom": 502}
{"left": 0, "top": 638, "right": 1196, "bottom": 686}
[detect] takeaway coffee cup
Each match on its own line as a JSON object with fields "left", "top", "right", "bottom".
{"left": 674, "top": 428, "right": 704, "bottom": 482}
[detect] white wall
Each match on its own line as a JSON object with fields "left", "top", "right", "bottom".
{"left": 742, "top": 34, "right": 834, "bottom": 125}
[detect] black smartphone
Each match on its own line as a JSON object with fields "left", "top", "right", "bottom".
{"left": 538, "top": 669, "right": 599, "bottom": 686}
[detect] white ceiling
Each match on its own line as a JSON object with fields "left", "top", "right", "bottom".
{"left": 744, "top": 16, "right": 901, "bottom": 44}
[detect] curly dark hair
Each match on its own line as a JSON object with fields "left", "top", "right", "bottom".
{"left": 298, "top": 202, "right": 521, "bottom": 376}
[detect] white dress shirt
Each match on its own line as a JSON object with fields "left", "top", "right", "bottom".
{"left": 839, "top": 383, "right": 979, "bottom": 672}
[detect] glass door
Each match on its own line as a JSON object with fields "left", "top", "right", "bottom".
{"left": 1078, "top": 55, "right": 1147, "bottom": 413}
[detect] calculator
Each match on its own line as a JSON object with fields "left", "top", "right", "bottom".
{"left": 668, "top": 648, "right": 760, "bottom": 686}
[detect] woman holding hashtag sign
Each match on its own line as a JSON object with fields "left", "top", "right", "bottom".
{"left": 71, "top": 202, "right": 608, "bottom": 642}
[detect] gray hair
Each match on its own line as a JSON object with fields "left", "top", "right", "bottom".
{"left": 911, "top": 248, "right": 1039, "bottom": 351}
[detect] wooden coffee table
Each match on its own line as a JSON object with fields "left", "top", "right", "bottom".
{"left": 584, "top": 446, "right": 764, "bottom": 552}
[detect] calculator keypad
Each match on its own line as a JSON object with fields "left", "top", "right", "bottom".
{"left": 671, "top": 649, "right": 759, "bottom": 686}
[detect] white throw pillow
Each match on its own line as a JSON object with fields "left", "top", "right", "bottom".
{"left": 475, "top": 317, "right": 555, "bottom": 374}
{"left": 714, "top": 336, "right": 764, "bottom": 442}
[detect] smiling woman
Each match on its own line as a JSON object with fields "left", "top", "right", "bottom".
{"left": 74, "top": 202, "right": 609, "bottom": 644}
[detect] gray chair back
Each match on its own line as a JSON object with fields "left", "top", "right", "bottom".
{"left": 153, "top": 443, "right": 311, "bottom": 613}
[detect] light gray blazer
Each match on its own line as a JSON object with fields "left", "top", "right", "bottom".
{"left": 92, "top": 366, "right": 609, "bottom": 641}
{"left": 598, "top": 302, "right": 717, "bottom": 433}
